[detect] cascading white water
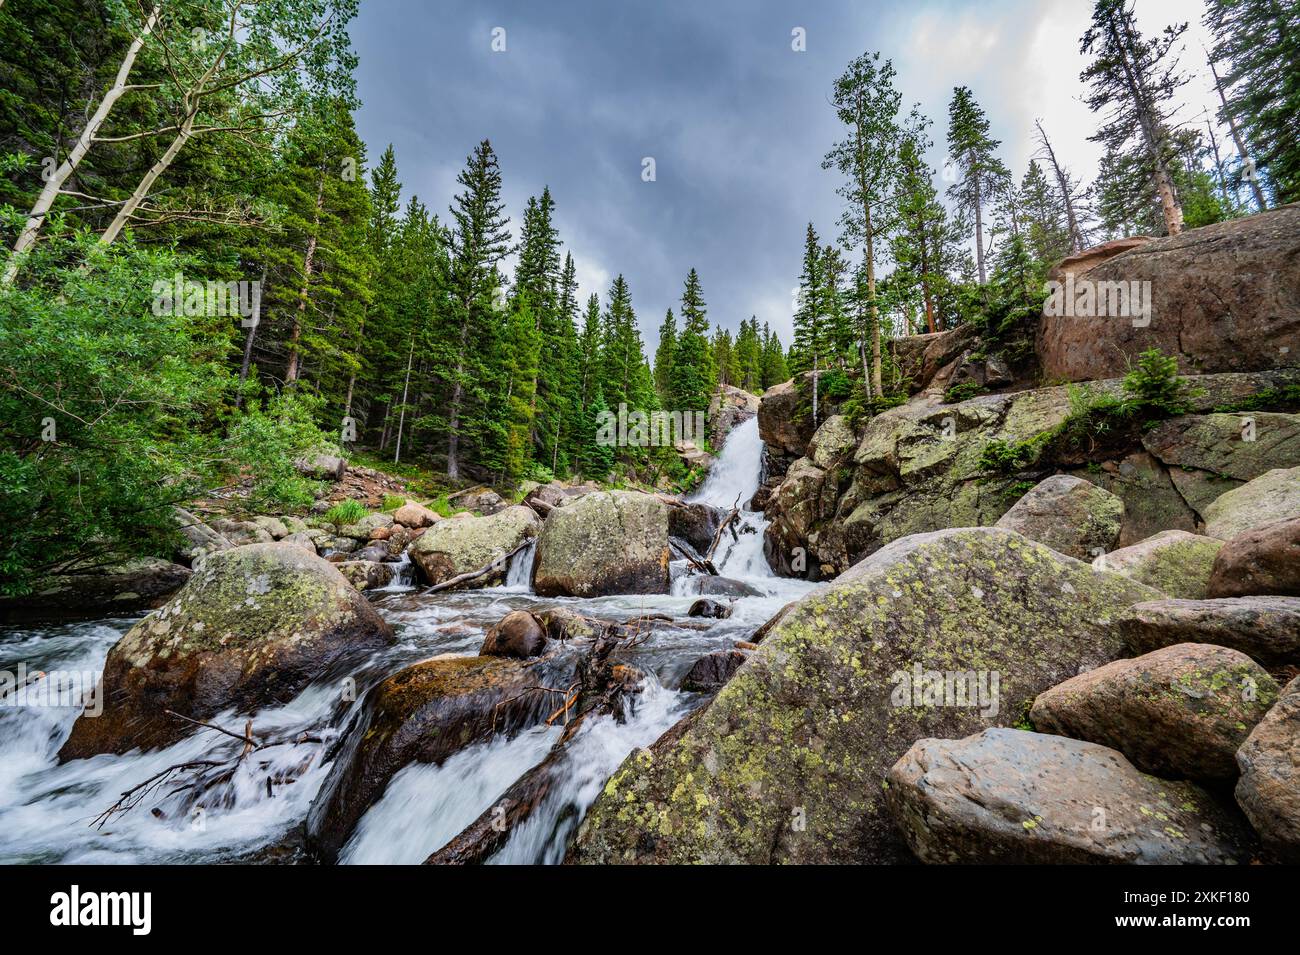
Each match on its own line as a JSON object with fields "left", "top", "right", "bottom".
{"left": 0, "top": 409, "right": 814, "bottom": 865}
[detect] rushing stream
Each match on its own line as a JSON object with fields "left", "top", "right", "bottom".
{"left": 0, "top": 417, "right": 813, "bottom": 864}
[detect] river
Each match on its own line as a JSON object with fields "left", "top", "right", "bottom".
{"left": 0, "top": 417, "right": 813, "bottom": 864}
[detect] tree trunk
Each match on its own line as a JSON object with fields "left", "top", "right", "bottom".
{"left": 446, "top": 318, "right": 471, "bottom": 480}
{"left": 919, "top": 233, "right": 936, "bottom": 334}
{"left": 971, "top": 151, "right": 987, "bottom": 283}
{"left": 1109, "top": 12, "right": 1183, "bottom": 236}
{"left": 3, "top": 5, "right": 159, "bottom": 281}
{"left": 1209, "top": 58, "right": 1267, "bottom": 212}
{"left": 285, "top": 172, "right": 326, "bottom": 384}
{"left": 393, "top": 334, "right": 415, "bottom": 465}
{"left": 234, "top": 266, "right": 266, "bottom": 409}
{"left": 1035, "top": 121, "right": 1084, "bottom": 253}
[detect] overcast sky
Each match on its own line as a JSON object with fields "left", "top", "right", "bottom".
{"left": 350, "top": 0, "right": 1221, "bottom": 346}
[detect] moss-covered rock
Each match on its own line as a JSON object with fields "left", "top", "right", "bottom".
{"left": 1030, "top": 643, "right": 1277, "bottom": 782}
{"left": 568, "top": 527, "right": 1161, "bottom": 864}
{"left": 1095, "top": 529, "right": 1224, "bottom": 598}
{"left": 994, "top": 474, "right": 1124, "bottom": 560}
{"left": 1204, "top": 467, "right": 1300, "bottom": 540}
{"left": 887, "top": 728, "right": 1255, "bottom": 864}
{"left": 532, "top": 491, "right": 670, "bottom": 597}
{"left": 409, "top": 505, "right": 540, "bottom": 588}
{"left": 58, "top": 543, "right": 395, "bottom": 760}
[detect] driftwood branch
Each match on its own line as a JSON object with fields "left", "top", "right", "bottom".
{"left": 704, "top": 494, "right": 742, "bottom": 563}
{"left": 670, "top": 539, "right": 718, "bottom": 576}
{"left": 423, "top": 540, "right": 531, "bottom": 594}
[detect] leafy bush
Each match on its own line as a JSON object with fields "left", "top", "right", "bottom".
{"left": 225, "top": 388, "right": 331, "bottom": 511}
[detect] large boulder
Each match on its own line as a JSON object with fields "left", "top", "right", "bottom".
{"left": 886, "top": 728, "right": 1254, "bottom": 864}
{"left": 1236, "top": 676, "right": 1300, "bottom": 862}
{"left": 393, "top": 500, "right": 441, "bottom": 528}
{"left": 708, "top": 385, "right": 760, "bottom": 446}
{"left": 1204, "top": 467, "right": 1300, "bottom": 539}
{"left": 409, "top": 505, "right": 540, "bottom": 588}
{"left": 1118, "top": 596, "right": 1300, "bottom": 668}
{"left": 1094, "top": 529, "right": 1224, "bottom": 599}
{"left": 994, "top": 475, "right": 1124, "bottom": 560}
{"left": 58, "top": 543, "right": 394, "bottom": 760}
{"left": 338, "top": 512, "right": 393, "bottom": 541}
{"left": 1029, "top": 643, "right": 1277, "bottom": 782}
{"left": 667, "top": 501, "right": 722, "bottom": 555}
{"left": 532, "top": 491, "right": 670, "bottom": 597}
{"left": 1207, "top": 517, "right": 1300, "bottom": 598}
{"left": 294, "top": 452, "right": 347, "bottom": 481}
{"left": 890, "top": 324, "right": 979, "bottom": 395}
{"left": 808, "top": 414, "right": 857, "bottom": 470}
{"left": 0, "top": 558, "right": 192, "bottom": 621}
{"left": 568, "top": 527, "right": 1160, "bottom": 864}
{"left": 757, "top": 376, "right": 821, "bottom": 458}
{"left": 1140, "top": 413, "right": 1300, "bottom": 516}
{"left": 305, "top": 651, "right": 578, "bottom": 862}
{"left": 1036, "top": 206, "right": 1300, "bottom": 382}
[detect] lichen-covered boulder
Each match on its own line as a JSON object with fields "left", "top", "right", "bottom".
{"left": 1030, "top": 643, "right": 1277, "bottom": 782}
{"left": 409, "top": 505, "right": 540, "bottom": 588}
{"left": 57, "top": 543, "right": 394, "bottom": 760}
{"left": 337, "top": 559, "right": 395, "bottom": 591}
{"left": 1118, "top": 596, "right": 1300, "bottom": 668}
{"left": 1204, "top": 467, "right": 1300, "bottom": 540}
{"left": 1207, "top": 517, "right": 1300, "bottom": 598}
{"left": 808, "top": 414, "right": 857, "bottom": 470}
{"left": 1236, "top": 676, "right": 1300, "bottom": 862}
{"left": 306, "top": 650, "right": 578, "bottom": 862}
{"left": 338, "top": 512, "right": 393, "bottom": 541}
{"left": 708, "top": 384, "right": 760, "bottom": 446}
{"left": 994, "top": 475, "right": 1124, "bottom": 560}
{"left": 568, "top": 527, "right": 1160, "bottom": 864}
{"left": 1094, "top": 529, "right": 1224, "bottom": 598}
{"left": 532, "top": 491, "right": 670, "bottom": 597}
{"left": 886, "top": 729, "right": 1255, "bottom": 864}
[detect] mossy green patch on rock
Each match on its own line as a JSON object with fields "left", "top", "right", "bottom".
{"left": 58, "top": 543, "right": 394, "bottom": 761}
{"left": 568, "top": 527, "right": 1161, "bottom": 864}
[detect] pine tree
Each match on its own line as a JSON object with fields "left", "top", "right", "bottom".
{"left": 734, "top": 317, "right": 763, "bottom": 392}
{"left": 654, "top": 309, "right": 677, "bottom": 402}
{"left": 1081, "top": 0, "right": 1188, "bottom": 236}
{"left": 600, "top": 275, "right": 646, "bottom": 411}
{"left": 890, "top": 128, "right": 962, "bottom": 334}
{"left": 824, "top": 53, "right": 909, "bottom": 399}
{"left": 444, "top": 139, "right": 512, "bottom": 480}
{"left": 1020, "top": 160, "right": 1073, "bottom": 266}
{"left": 670, "top": 268, "right": 713, "bottom": 414}
{"left": 946, "top": 85, "right": 1011, "bottom": 284}
{"left": 790, "top": 223, "right": 824, "bottom": 377}
{"left": 1205, "top": 0, "right": 1299, "bottom": 205}
{"left": 760, "top": 322, "right": 790, "bottom": 390}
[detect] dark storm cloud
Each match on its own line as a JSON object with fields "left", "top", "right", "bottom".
{"left": 349, "top": 0, "right": 1216, "bottom": 345}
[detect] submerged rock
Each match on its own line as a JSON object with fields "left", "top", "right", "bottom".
{"left": 1029, "top": 643, "right": 1276, "bottom": 782}
{"left": 687, "top": 598, "right": 731, "bottom": 619}
{"left": 532, "top": 491, "right": 670, "bottom": 597}
{"left": 569, "top": 527, "right": 1160, "bottom": 864}
{"left": 58, "top": 543, "right": 394, "bottom": 760}
{"left": 481, "top": 610, "right": 549, "bottom": 659}
{"left": 680, "top": 648, "right": 748, "bottom": 692}
{"left": 887, "top": 728, "right": 1255, "bottom": 864}
{"left": 305, "top": 650, "right": 577, "bottom": 862}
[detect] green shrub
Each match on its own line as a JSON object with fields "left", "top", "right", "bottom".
{"left": 380, "top": 494, "right": 406, "bottom": 512}
{"left": 1120, "top": 348, "right": 1200, "bottom": 419}
{"left": 323, "top": 499, "right": 367, "bottom": 531}
{"left": 943, "top": 381, "right": 986, "bottom": 404}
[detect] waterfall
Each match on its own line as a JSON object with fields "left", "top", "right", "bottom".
{"left": 689, "top": 417, "right": 787, "bottom": 584}
{"left": 504, "top": 539, "right": 536, "bottom": 590}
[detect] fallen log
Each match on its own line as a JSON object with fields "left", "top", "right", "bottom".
{"left": 423, "top": 539, "right": 532, "bottom": 594}
{"left": 669, "top": 538, "right": 719, "bottom": 576}
{"left": 704, "top": 494, "right": 742, "bottom": 563}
